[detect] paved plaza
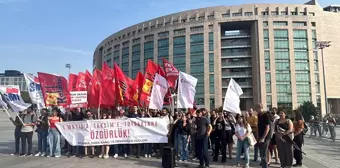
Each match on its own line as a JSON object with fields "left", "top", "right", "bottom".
{"left": 0, "top": 111, "right": 338, "bottom": 168}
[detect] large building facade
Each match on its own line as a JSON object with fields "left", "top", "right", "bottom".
{"left": 0, "top": 70, "right": 27, "bottom": 91}
{"left": 93, "top": 0, "right": 340, "bottom": 115}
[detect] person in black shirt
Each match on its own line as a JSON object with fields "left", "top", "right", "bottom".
{"left": 35, "top": 108, "right": 49, "bottom": 156}
{"left": 130, "top": 106, "right": 141, "bottom": 158}
{"left": 175, "top": 114, "right": 191, "bottom": 161}
{"left": 9, "top": 111, "right": 23, "bottom": 155}
{"left": 209, "top": 110, "right": 217, "bottom": 156}
{"left": 212, "top": 112, "right": 228, "bottom": 163}
{"left": 195, "top": 109, "right": 212, "bottom": 168}
{"left": 256, "top": 104, "right": 272, "bottom": 168}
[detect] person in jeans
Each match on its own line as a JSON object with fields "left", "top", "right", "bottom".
{"left": 176, "top": 114, "right": 191, "bottom": 162}
{"left": 195, "top": 109, "right": 212, "bottom": 168}
{"left": 84, "top": 111, "right": 95, "bottom": 157}
{"left": 35, "top": 108, "right": 49, "bottom": 156}
{"left": 235, "top": 114, "right": 251, "bottom": 168}
{"left": 47, "top": 108, "right": 63, "bottom": 157}
{"left": 142, "top": 109, "right": 153, "bottom": 158}
{"left": 256, "top": 104, "right": 272, "bottom": 168}
{"left": 293, "top": 110, "right": 305, "bottom": 167}
{"left": 9, "top": 111, "right": 23, "bottom": 156}
{"left": 20, "top": 108, "right": 36, "bottom": 157}
{"left": 275, "top": 110, "right": 294, "bottom": 168}
{"left": 114, "top": 109, "right": 129, "bottom": 158}
{"left": 247, "top": 108, "right": 258, "bottom": 162}
{"left": 327, "top": 114, "right": 336, "bottom": 142}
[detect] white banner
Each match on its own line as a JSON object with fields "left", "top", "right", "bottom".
{"left": 223, "top": 78, "right": 243, "bottom": 114}
{"left": 56, "top": 117, "right": 170, "bottom": 146}
{"left": 24, "top": 73, "right": 45, "bottom": 109}
{"left": 0, "top": 85, "right": 31, "bottom": 112}
{"left": 177, "top": 72, "right": 198, "bottom": 108}
{"left": 149, "top": 73, "right": 169, "bottom": 110}
{"left": 70, "top": 91, "right": 87, "bottom": 104}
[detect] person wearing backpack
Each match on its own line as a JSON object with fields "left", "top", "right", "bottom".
{"left": 20, "top": 107, "right": 37, "bottom": 157}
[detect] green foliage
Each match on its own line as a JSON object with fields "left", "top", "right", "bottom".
{"left": 298, "top": 101, "right": 319, "bottom": 121}
{"left": 20, "top": 91, "right": 32, "bottom": 104}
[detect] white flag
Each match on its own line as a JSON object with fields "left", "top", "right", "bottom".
{"left": 24, "top": 73, "right": 45, "bottom": 109}
{"left": 177, "top": 72, "right": 198, "bottom": 108}
{"left": 0, "top": 94, "right": 7, "bottom": 107}
{"left": 223, "top": 78, "right": 243, "bottom": 114}
{"left": 0, "top": 85, "right": 31, "bottom": 112}
{"left": 149, "top": 73, "right": 169, "bottom": 110}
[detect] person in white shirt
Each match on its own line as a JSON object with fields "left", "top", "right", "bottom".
{"left": 234, "top": 114, "right": 251, "bottom": 168}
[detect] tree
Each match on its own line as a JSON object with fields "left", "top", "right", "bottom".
{"left": 20, "top": 91, "right": 32, "bottom": 104}
{"left": 278, "top": 105, "right": 293, "bottom": 118}
{"left": 298, "top": 101, "right": 319, "bottom": 121}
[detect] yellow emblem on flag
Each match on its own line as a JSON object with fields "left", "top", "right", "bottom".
{"left": 142, "top": 79, "right": 153, "bottom": 94}
{"left": 46, "top": 93, "right": 59, "bottom": 106}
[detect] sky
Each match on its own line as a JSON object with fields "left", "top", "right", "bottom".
{"left": 0, "top": 0, "right": 337, "bottom": 77}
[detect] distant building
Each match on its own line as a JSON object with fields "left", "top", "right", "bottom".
{"left": 93, "top": 0, "right": 340, "bottom": 116}
{"left": 0, "top": 70, "right": 27, "bottom": 91}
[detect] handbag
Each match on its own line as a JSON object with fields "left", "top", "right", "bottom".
{"left": 246, "top": 124, "right": 257, "bottom": 146}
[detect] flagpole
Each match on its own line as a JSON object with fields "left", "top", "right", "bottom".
{"left": 97, "top": 105, "right": 101, "bottom": 119}
{"left": 1, "top": 105, "right": 24, "bottom": 125}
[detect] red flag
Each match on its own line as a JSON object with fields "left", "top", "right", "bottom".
{"left": 132, "top": 72, "right": 144, "bottom": 106}
{"left": 85, "top": 70, "right": 92, "bottom": 85}
{"left": 125, "top": 77, "right": 135, "bottom": 106}
{"left": 68, "top": 73, "right": 78, "bottom": 91}
{"left": 158, "top": 65, "right": 166, "bottom": 77}
{"left": 100, "top": 63, "right": 116, "bottom": 106}
{"left": 87, "top": 69, "right": 102, "bottom": 108}
{"left": 162, "top": 58, "right": 179, "bottom": 88}
{"left": 38, "top": 72, "right": 71, "bottom": 107}
{"left": 114, "top": 63, "right": 130, "bottom": 106}
{"left": 140, "top": 60, "right": 158, "bottom": 106}
{"left": 76, "top": 72, "right": 86, "bottom": 91}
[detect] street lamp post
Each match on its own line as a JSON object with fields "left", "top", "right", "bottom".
{"left": 316, "top": 41, "right": 331, "bottom": 114}
{"left": 65, "top": 63, "right": 71, "bottom": 76}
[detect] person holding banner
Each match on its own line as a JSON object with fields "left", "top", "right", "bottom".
{"left": 47, "top": 108, "right": 63, "bottom": 158}
{"left": 115, "top": 109, "right": 129, "bottom": 158}
{"left": 84, "top": 111, "right": 95, "bottom": 158}
{"left": 35, "top": 108, "right": 49, "bottom": 157}
{"left": 20, "top": 108, "right": 36, "bottom": 157}
{"left": 9, "top": 111, "right": 23, "bottom": 156}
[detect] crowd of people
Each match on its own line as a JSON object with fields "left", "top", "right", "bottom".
{"left": 309, "top": 114, "right": 337, "bottom": 141}
{"left": 7, "top": 103, "right": 336, "bottom": 168}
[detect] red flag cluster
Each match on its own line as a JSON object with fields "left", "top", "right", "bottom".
{"left": 37, "top": 58, "right": 179, "bottom": 108}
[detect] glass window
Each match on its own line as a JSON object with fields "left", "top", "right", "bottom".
{"left": 294, "top": 40, "right": 308, "bottom": 49}
{"left": 294, "top": 51, "right": 308, "bottom": 60}
{"left": 293, "top": 22, "right": 307, "bottom": 27}
{"left": 293, "top": 30, "right": 307, "bottom": 38}
{"left": 265, "top": 73, "right": 271, "bottom": 82}
{"left": 264, "top": 39, "right": 269, "bottom": 49}
{"left": 190, "top": 45, "right": 204, "bottom": 54}
{"left": 173, "top": 46, "right": 185, "bottom": 55}
{"left": 275, "top": 50, "right": 289, "bottom": 59}
{"left": 296, "top": 84, "right": 311, "bottom": 93}
{"left": 158, "top": 48, "right": 169, "bottom": 57}
{"left": 277, "top": 83, "right": 292, "bottom": 93}
{"left": 314, "top": 61, "right": 319, "bottom": 71}
{"left": 313, "top": 51, "right": 318, "bottom": 60}
{"left": 209, "top": 32, "right": 214, "bottom": 42}
{"left": 209, "top": 53, "right": 214, "bottom": 63}
{"left": 210, "top": 74, "right": 214, "bottom": 94}
{"left": 316, "top": 83, "right": 320, "bottom": 93}
{"left": 276, "top": 62, "right": 290, "bottom": 70}
{"left": 190, "top": 34, "right": 204, "bottom": 43}
{"left": 174, "top": 36, "right": 185, "bottom": 45}
{"left": 191, "top": 64, "right": 204, "bottom": 73}
{"left": 295, "top": 73, "right": 310, "bottom": 82}
{"left": 274, "top": 29, "right": 288, "bottom": 38}
{"left": 245, "top": 12, "right": 253, "bottom": 16}
{"left": 209, "top": 43, "right": 214, "bottom": 51}
{"left": 263, "top": 29, "right": 269, "bottom": 38}
{"left": 190, "top": 54, "right": 204, "bottom": 63}
{"left": 276, "top": 73, "right": 291, "bottom": 81}
{"left": 273, "top": 21, "right": 288, "bottom": 26}
{"left": 173, "top": 56, "right": 186, "bottom": 65}
{"left": 266, "top": 83, "right": 271, "bottom": 93}
{"left": 158, "top": 39, "right": 169, "bottom": 48}
{"left": 263, "top": 21, "right": 268, "bottom": 27}
{"left": 264, "top": 51, "right": 270, "bottom": 59}
{"left": 267, "top": 95, "right": 272, "bottom": 105}
{"left": 297, "top": 94, "right": 311, "bottom": 104}
{"left": 295, "top": 62, "right": 309, "bottom": 71}
{"left": 274, "top": 40, "right": 289, "bottom": 49}
{"left": 277, "top": 94, "right": 292, "bottom": 103}
{"left": 144, "top": 41, "right": 154, "bottom": 50}
{"left": 265, "top": 61, "right": 270, "bottom": 71}
{"left": 312, "top": 30, "right": 317, "bottom": 39}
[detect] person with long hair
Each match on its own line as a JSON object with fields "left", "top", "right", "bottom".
{"left": 234, "top": 114, "right": 251, "bottom": 168}
{"left": 176, "top": 114, "right": 191, "bottom": 162}
{"left": 224, "top": 111, "right": 236, "bottom": 159}
{"left": 47, "top": 108, "right": 63, "bottom": 157}
{"left": 212, "top": 111, "right": 228, "bottom": 163}
{"left": 275, "top": 110, "right": 294, "bottom": 168}
{"left": 99, "top": 113, "right": 110, "bottom": 159}
{"left": 293, "top": 110, "right": 304, "bottom": 167}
